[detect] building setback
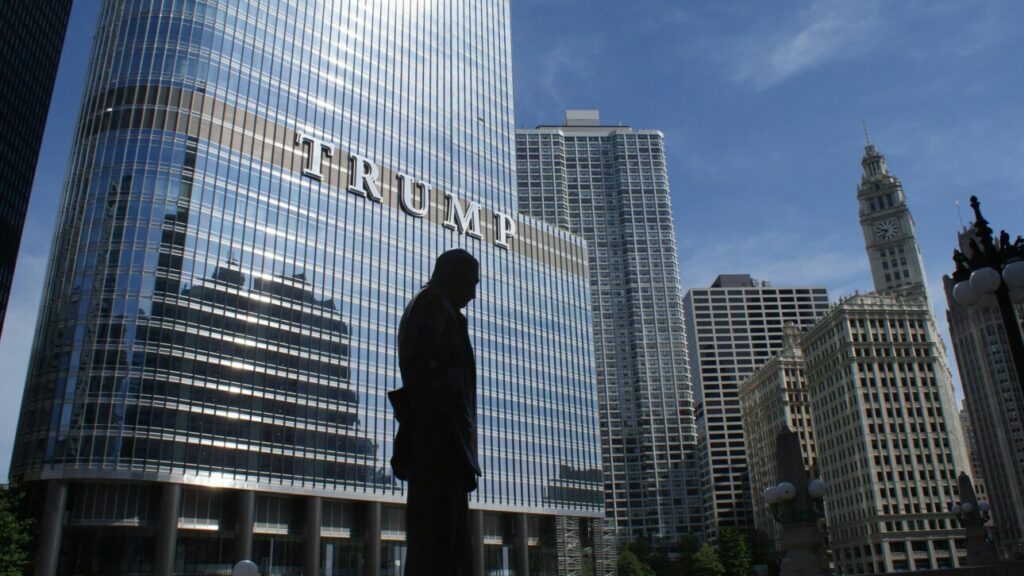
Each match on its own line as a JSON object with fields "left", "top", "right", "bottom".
{"left": 684, "top": 274, "right": 829, "bottom": 541}
{"left": 0, "top": 0, "right": 73, "bottom": 335}
{"left": 738, "top": 323, "right": 819, "bottom": 547}
{"left": 516, "top": 110, "right": 700, "bottom": 542}
{"left": 802, "top": 292, "right": 970, "bottom": 574}
{"left": 944, "top": 234, "right": 1024, "bottom": 557}
{"left": 11, "top": 2, "right": 606, "bottom": 575}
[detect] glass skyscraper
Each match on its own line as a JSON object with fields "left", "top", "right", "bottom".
{"left": 516, "top": 110, "right": 701, "bottom": 543}
{"left": 12, "top": 2, "right": 605, "bottom": 575}
{"left": 0, "top": 0, "right": 73, "bottom": 335}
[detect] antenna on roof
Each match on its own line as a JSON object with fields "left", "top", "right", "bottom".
{"left": 862, "top": 122, "right": 871, "bottom": 146}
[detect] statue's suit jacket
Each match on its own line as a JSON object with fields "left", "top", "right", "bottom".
{"left": 391, "top": 283, "right": 480, "bottom": 483}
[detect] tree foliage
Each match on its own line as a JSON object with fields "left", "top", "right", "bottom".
{"left": 690, "top": 544, "right": 726, "bottom": 576}
{"left": 718, "top": 527, "right": 752, "bottom": 576}
{"left": 618, "top": 549, "right": 656, "bottom": 576}
{"left": 0, "top": 485, "right": 33, "bottom": 576}
{"left": 675, "top": 534, "right": 703, "bottom": 574}
{"left": 745, "top": 528, "right": 778, "bottom": 576}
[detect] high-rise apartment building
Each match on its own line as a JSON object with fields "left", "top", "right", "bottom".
{"left": 12, "top": 2, "right": 606, "bottom": 575}
{"left": 0, "top": 0, "right": 73, "bottom": 335}
{"left": 738, "top": 324, "right": 818, "bottom": 546}
{"left": 683, "top": 274, "right": 829, "bottom": 541}
{"left": 516, "top": 110, "right": 700, "bottom": 542}
{"left": 802, "top": 292, "right": 969, "bottom": 573}
{"left": 944, "top": 230, "right": 1024, "bottom": 557}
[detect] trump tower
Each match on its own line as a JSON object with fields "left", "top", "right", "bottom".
{"left": 11, "top": 1, "right": 607, "bottom": 574}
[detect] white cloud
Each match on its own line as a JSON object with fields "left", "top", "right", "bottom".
{"left": 732, "top": 0, "right": 881, "bottom": 90}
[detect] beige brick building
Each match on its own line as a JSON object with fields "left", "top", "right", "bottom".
{"left": 803, "top": 292, "right": 970, "bottom": 574}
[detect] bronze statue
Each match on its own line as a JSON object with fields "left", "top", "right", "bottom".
{"left": 390, "top": 249, "right": 481, "bottom": 576}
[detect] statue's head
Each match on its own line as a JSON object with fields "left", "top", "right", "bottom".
{"left": 431, "top": 249, "right": 480, "bottom": 309}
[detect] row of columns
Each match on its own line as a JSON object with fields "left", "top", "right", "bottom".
{"left": 35, "top": 480, "right": 533, "bottom": 576}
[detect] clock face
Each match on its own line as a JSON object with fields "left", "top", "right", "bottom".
{"left": 875, "top": 219, "right": 899, "bottom": 240}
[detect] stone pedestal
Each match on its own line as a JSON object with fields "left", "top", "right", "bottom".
{"left": 964, "top": 524, "right": 998, "bottom": 566}
{"left": 778, "top": 522, "right": 828, "bottom": 576}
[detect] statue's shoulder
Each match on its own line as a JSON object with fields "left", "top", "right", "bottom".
{"left": 408, "top": 285, "right": 442, "bottom": 311}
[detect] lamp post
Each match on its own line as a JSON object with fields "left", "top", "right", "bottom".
{"left": 951, "top": 472, "right": 997, "bottom": 566}
{"left": 950, "top": 196, "right": 1024, "bottom": 395}
{"left": 766, "top": 430, "right": 829, "bottom": 576}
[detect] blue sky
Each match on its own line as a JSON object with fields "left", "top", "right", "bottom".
{"left": 1, "top": 0, "right": 1022, "bottom": 476}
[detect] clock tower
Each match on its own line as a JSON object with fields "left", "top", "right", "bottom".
{"left": 857, "top": 141, "right": 929, "bottom": 296}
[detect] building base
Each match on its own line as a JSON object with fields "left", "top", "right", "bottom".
{"left": 32, "top": 479, "right": 598, "bottom": 576}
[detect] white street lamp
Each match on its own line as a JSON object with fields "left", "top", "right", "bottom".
{"left": 952, "top": 281, "right": 981, "bottom": 307}
{"left": 777, "top": 482, "right": 796, "bottom": 501}
{"left": 807, "top": 479, "right": 827, "bottom": 499}
{"left": 1003, "top": 260, "right": 1024, "bottom": 289}
{"left": 233, "top": 561, "right": 259, "bottom": 576}
{"left": 970, "top": 267, "right": 1002, "bottom": 295}
{"left": 951, "top": 196, "right": 1024, "bottom": 400}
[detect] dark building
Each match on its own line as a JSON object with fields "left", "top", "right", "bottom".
{"left": 0, "top": 0, "right": 73, "bottom": 335}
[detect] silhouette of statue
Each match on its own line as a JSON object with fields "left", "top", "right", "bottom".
{"left": 390, "top": 249, "right": 481, "bottom": 576}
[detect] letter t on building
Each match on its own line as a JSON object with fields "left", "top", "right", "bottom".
{"left": 295, "top": 132, "right": 335, "bottom": 180}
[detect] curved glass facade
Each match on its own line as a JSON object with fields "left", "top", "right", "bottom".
{"left": 13, "top": 0, "right": 602, "bottom": 520}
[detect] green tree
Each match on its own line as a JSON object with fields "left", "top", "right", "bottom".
{"left": 618, "top": 549, "right": 656, "bottom": 576}
{"left": 745, "top": 528, "right": 778, "bottom": 576}
{"left": 691, "top": 544, "right": 725, "bottom": 576}
{"left": 675, "top": 534, "right": 703, "bottom": 574}
{"left": 645, "top": 551, "right": 673, "bottom": 576}
{"left": 0, "top": 485, "right": 33, "bottom": 576}
{"left": 626, "top": 538, "right": 652, "bottom": 563}
{"left": 718, "top": 527, "right": 752, "bottom": 576}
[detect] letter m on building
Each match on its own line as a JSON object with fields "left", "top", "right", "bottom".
{"left": 443, "top": 191, "right": 482, "bottom": 239}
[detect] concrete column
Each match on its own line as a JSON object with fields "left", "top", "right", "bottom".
{"left": 304, "top": 496, "right": 322, "bottom": 576}
{"left": 34, "top": 480, "right": 68, "bottom": 576}
{"left": 364, "top": 501, "right": 381, "bottom": 576}
{"left": 514, "top": 513, "right": 529, "bottom": 576}
{"left": 469, "top": 510, "right": 485, "bottom": 576}
{"left": 235, "top": 490, "right": 256, "bottom": 563}
{"left": 154, "top": 483, "right": 182, "bottom": 576}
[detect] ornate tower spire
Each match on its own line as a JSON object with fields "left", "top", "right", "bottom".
{"left": 861, "top": 139, "right": 889, "bottom": 181}
{"left": 856, "top": 140, "right": 930, "bottom": 298}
